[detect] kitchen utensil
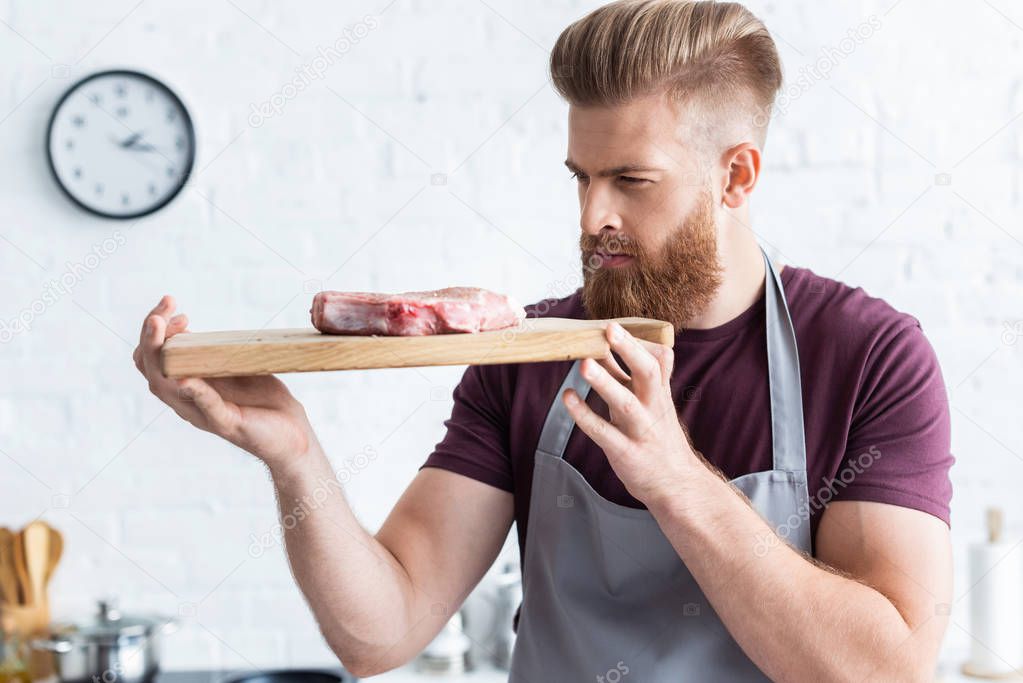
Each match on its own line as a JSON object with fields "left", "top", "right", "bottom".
{"left": 8, "top": 535, "right": 29, "bottom": 607}
{"left": 1, "top": 601, "right": 53, "bottom": 682}
{"left": 45, "top": 527, "right": 63, "bottom": 589}
{"left": 19, "top": 523, "right": 49, "bottom": 607}
{"left": 0, "top": 529, "right": 20, "bottom": 605}
{"left": 219, "top": 671, "right": 346, "bottom": 683}
{"left": 32, "top": 598, "right": 177, "bottom": 683}
{"left": 491, "top": 560, "right": 521, "bottom": 670}
{"left": 415, "top": 608, "right": 472, "bottom": 674}
{"left": 160, "top": 316, "right": 675, "bottom": 378}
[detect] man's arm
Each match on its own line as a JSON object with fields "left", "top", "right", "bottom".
{"left": 646, "top": 464, "right": 952, "bottom": 683}
{"left": 563, "top": 321, "right": 951, "bottom": 683}
{"left": 271, "top": 448, "right": 513, "bottom": 678}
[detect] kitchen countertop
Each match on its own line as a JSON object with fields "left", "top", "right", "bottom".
{"left": 362, "top": 663, "right": 508, "bottom": 682}
{"left": 154, "top": 664, "right": 509, "bottom": 683}
{"left": 151, "top": 654, "right": 994, "bottom": 683}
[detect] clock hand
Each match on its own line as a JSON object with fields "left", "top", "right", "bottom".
{"left": 112, "top": 133, "right": 161, "bottom": 153}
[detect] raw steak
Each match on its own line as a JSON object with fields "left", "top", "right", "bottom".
{"left": 310, "top": 286, "right": 526, "bottom": 336}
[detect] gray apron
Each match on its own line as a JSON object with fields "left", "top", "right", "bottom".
{"left": 508, "top": 247, "right": 811, "bottom": 681}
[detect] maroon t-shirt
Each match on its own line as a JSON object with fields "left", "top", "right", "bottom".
{"left": 421, "top": 264, "right": 954, "bottom": 565}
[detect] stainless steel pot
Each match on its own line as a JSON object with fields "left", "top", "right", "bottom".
{"left": 32, "top": 599, "right": 177, "bottom": 683}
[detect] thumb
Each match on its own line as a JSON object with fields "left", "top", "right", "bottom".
{"left": 177, "top": 377, "right": 240, "bottom": 437}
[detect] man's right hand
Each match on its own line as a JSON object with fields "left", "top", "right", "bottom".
{"left": 133, "top": 296, "right": 515, "bottom": 678}
{"left": 133, "top": 294, "right": 318, "bottom": 474}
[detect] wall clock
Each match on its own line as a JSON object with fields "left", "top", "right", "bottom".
{"left": 46, "top": 69, "right": 196, "bottom": 219}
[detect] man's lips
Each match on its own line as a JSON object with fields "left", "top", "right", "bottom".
{"left": 591, "top": 250, "right": 635, "bottom": 268}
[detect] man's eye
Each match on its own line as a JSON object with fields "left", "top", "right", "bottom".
{"left": 619, "top": 176, "right": 647, "bottom": 185}
{"left": 571, "top": 173, "right": 589, "bottom": 183}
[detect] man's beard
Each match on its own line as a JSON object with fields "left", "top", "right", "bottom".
{"left": 579, "top": 190, "right": 724, "bottom": 331}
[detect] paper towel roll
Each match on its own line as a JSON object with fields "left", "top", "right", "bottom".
{"left": 965, "top": 517, "right": 1023, "bottom": 677}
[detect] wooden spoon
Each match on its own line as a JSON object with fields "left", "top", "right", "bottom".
{"left": 21, "top": 521, "right": 51, "bottom": 606}
{"left": 45, "top": 525, "right": 64, "bottom": 588}
{"left": 9, "top": 528, "right": 31, "bottom": 605}
{"left": 0, "top": 527, "right": 21, "bottom": 604}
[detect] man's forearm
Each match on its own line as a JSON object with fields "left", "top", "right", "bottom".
{"left": 268, "top": 443, "right": 416, "bottom": 675}
{"left": 646, "top": 462, "right": 934, "bottom": 683}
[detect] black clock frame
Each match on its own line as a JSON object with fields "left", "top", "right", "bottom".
{"left": 45, "top": 69, "right": 197, "bottom": 220}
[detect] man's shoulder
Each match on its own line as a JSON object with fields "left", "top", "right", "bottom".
{"left": 781, "top": 263, "right": 925, "bottom": 359}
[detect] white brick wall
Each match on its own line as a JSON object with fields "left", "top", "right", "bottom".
{"left": 1, "top": 0, "right": 1020, "bottom": 671}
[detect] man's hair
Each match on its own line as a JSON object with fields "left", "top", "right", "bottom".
{"left": 550, "top": 0, "right": 782, "bottom": 154}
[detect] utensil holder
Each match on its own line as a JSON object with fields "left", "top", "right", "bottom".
{"left": 0, "top": 601, "right": 52, "bottom": 682}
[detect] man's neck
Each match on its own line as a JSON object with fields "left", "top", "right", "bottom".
{"left": 684, "top": 235, "right": 778, "bottom": 331}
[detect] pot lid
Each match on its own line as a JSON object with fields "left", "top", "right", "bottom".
{"left": 49, "top": 599, "right": 174, "bottom": 643}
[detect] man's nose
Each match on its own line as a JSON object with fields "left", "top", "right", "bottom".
{"left": 580, "top": 184, "right": 623, "bottom": 236}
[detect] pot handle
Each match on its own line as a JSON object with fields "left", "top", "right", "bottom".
{"left": 31, "top": 638, "right": 73, "bottom": 653}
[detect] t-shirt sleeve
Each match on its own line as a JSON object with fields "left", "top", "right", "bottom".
{"left": 831, "top": 323, "right": 954, "bottom": 527}
{"left": 419, "top": 364, "right": 514, "bottom": 492}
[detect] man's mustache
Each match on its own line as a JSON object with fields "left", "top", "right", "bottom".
{"left": 580, "top": 235, "right": 638, "bottom": 257}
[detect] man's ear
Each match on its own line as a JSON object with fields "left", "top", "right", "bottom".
{"left": 720, "top": 142, "right": 761, "bottom": 209}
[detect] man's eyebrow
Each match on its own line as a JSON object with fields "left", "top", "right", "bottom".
{"left": 563, "top": 159, "right": 665, "bottom": 177}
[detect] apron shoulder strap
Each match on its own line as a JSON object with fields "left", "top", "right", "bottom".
{"left": 763, "top": 248, "right": 808, "bottom": 473}
{"left": 536, "top": 360, "right": 589, "bottom": 459}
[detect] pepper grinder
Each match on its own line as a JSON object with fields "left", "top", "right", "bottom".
{"left": 491, "top": 560, "right": 522, "bottom": 670}
{"left": 414, "top": 608, "right": 472, "bottom": 674}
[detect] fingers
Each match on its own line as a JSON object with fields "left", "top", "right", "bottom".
{"left": 135, "top": 295, "right": 174, "bottom": 374}
{"left": 596, "top": 350, "right": 630, "bottom": 384}
{"left": 562, "top": 388, "right": 628, "bottom": 455}
{"left": 139, "top": 295, "right": 175, "bottom": 349}
{"left": 136, "top": 296, "right": 187, "bottom": 378}
{"left": 579, "top": 358, "right": 651, "bottom": 433}
{"left": 140, "top": 313, "right": 173, "bottom": 389}
{"left": 134, "top": 313, "right": 187, "bottom": 373}
{"left": 606, "top": 322, "right": 666, "bottom": 399}
{"left": 633, "top": 338, "right": 674, "bottom": 386}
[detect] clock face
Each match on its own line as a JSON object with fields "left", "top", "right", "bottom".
{"left": 46, "top": 70, "right": 196, "bottom": 219}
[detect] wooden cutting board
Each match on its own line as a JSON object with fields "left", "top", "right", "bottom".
{"left": 160, "top": 317, "right": 674, "bottom": 378}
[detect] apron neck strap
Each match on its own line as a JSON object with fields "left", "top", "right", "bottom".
{"left": 762, "top": 246, "right": 807, "bottom": 473}
{"left": 536, "top": 246, "right": 807, "bottom": 474}
{"left": 536, "top": 360, "right": 591, "bottom": 458}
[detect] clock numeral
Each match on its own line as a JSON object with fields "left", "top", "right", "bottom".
{"left": 89, "top": 93, "right": 102, "bottom": 105}
{"left": 166, "top": 166, "right": 176, "bottom": 177}
{"left": 145, "top": 89, "right": 154, "bottom": 102}
{"left": 166, "top": 108, "right": 176, "bottom": 122}
{"left": 116, "top": 106, "right": 129, "bottom": 118}
{"left": 95, "top": 183, "right": 104, "bottom": 195}
{"left": 148, "top": 183, "right": 157, "bottom": 195}
{"left": 65, "top": 139, "right": 74, "bottom": 150}
{"left": 72, "top": 167, "right": 82, "bottom": 179}
{"left": 175, "top": 136, "right": 184, "bottom": 150}
{"left": 115, "top": 83, "right": 127, "bottom": 97}
{"left": 72, "top": 115, "right": 85, "bottom": 128}
{"left": 121, "top": 193, "right": 130, "bottom": 206}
